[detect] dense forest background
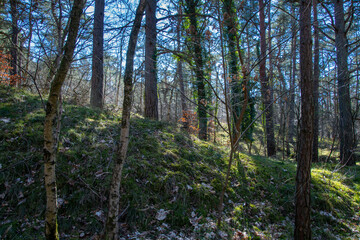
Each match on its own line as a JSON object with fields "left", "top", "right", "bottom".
{"left": 0, "top": 0, "right": 359, "bottom": 239}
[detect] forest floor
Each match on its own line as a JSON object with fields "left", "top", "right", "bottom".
{"left": 0, "top": 85, "right": 359, "bottom": 240}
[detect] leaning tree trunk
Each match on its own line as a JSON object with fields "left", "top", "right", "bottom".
{"left": 294, "top": 0, "right": 314, "bottom": 238}
{"left": 259, "top": 0, "right": 276, "bottom": 157}
{"left": 104, "top": 0, "right": 146, "bottom": 238}
{"left": 90, "top": 0, "right": 105, "bottom": 109}
{"left": 312, "top": 0, "right": 320, "bottom": 162}
{"left": 43, "top": 1, "right": 85, "bottom": 239}
{"left": 334, "top": 0, "right": 355, "bottom": 165}
{"left": 144, "top": 0, "right": 158, "bottom": 119}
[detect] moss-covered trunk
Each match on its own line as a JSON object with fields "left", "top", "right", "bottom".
{"left": 185, "top": 0, "right": 207, "bottom": 140}
{"left": 43, "top": 1, "right": 85, "bottom": 239}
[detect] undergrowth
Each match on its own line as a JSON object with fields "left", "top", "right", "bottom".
{"left": 0, "top": 85, "right": 359, "bottom": 239}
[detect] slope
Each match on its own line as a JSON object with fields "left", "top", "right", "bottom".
{"left": 0, "top": 85, "right": 359, "bottom": 239}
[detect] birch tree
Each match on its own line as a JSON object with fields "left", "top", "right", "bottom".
{"left": 104, "top": 0, "right": 147, "bottom": 238}
{"left": 43, "top": 0, "right": 86, "bottom": 239}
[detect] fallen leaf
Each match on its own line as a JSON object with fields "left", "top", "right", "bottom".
{"left": 156, "top": 209, "right": 169, "bottom": 221}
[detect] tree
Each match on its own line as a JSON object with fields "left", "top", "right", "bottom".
{"left": 294, "top": 0, "right": 314, "bottom": 238}
{"left": 43, "top": 0, "right": 86, "bottom": 239}
{"left": 312, "top": 0, "right": 320, "bottom": 162}
{"left": 90, "top": 0, "right": 105, "bottom": 109}
{"left": 259, "top": 0, "right": 276, "bottom": 157}
{"left": 104, "top": 0, "right": 146, "bottom": 238}
{"left": 144, "top": 0, "right": 158, "bottom": 119}
{"left": 176, "top": 4, "right": 188, "bottom": 129}
{"left": 223, "top": 0, "right": 242, "bottom": 140}
{"left": 334, "top": 0, "right": 355, "bottom": 165}
{"left": 287, "top": 4, "right": 297, "bottom": 156}
{"left": 10, "top": 0, "right": 19, "bottom": 86}
{"left": 184, "top": 0, "right": 208, "bottom": 140}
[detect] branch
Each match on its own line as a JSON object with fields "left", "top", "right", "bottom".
{"left": 320, "top": 2, "right": 335, "bottom": 29}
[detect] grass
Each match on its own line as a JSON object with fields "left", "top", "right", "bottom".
{"left": 0, "top": 85, "right": 359, "bottom": 239}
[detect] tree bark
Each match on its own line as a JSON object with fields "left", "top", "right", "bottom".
{"left": 312, "top": 0, "right": 320, "bottom": 162}
{"left": 90, "top": 0, "right": 105, "bottom": 109}
{"left": 177, "top": 5, "right": 188, "bottom": 129}
{"left": 334, "top": 0, "right": 355, "bottom": 165}
{"left": 223, "top": 0, "right": 242, "bottom": 140}
{"left": 10, "top": 0, "right": 19, "bottom": 86}
{"left": 144, "top": 0, "right": 158, "bottom": 119}
{"left": 185, "top": 0, "right": 207, "bottom": 140}
{"left": 115, "top": 39, "right": 124, "bottom": 106}
{"left": 259, "top": 0, "right": 276, "bottom": 157}
{"left": 43, "top": 1, "right": 85, "bottom": 239}
{"left": 104, "top": 0, "right": 146, "bottom": 238}
{"left": 287, "top": 4, "right": 297, "bottom": 156}
{"left": 294, "top": 0, "right": 313, "bottom": 238}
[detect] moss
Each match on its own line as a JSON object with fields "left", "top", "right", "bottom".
{"left": 1, "top": 85, "right": 359, "bottom": 239}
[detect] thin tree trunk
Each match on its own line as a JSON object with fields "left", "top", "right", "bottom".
{"left": 144, "top": 0, "right": 158, "bottom": 119}
{"left": 43, "top": 1, "right": 85, "bottom": 239}
{"left": 177, "top": 5, "right": 188, "bottom": 129}
{"left": 294, "top": 0, "right": 313, "bottom": 238}
{"left": 90, "top": 0, "right": 105, "bottom": 109}
{"left": 104, "top": 0, "right": 146, "bottom": 238}
{"left": 334, "top": 0, "right": 355, "bottom": 165}
{"left": 115, "top": 40, "right": 123, "bottom": 106}
{"left": 287, "top": 4, "right": 297, "bottom": 156}
{"left": 10, "top": 0, "right": 19, "bottom": 86}
{"left": 24, "top": 0, "right": 34, "bottom": 86}
{"left": 259, "top": 0, "right": 276, "bottom": 157}
{"left": 312, "top": 0, "right": 320, "bottom": 162}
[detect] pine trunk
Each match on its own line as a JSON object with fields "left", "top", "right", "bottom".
{"left": 287, "top": 4, "right": 297, "bottom": 156}
{"left": 10, "top": 0, "right": 19, "bottom": 86}
{"left": 90, "top": 0, "right": 105, "bottom": 109}
{"left": 104, "top": 0, "right": 146, "bottom": 238}
{"left": 334, "top": 0, "right": 355, "bottom": 165}
{"left": 294, "top": 0, "right": 313, "bottom": 238}
{"left": 312, "top": 0, "right": 320, "bottom": 162}
{"left": 177, "top": 5, "right": 188, "bottom": 129}
{"left": 259, "top": 0, "right": 276, "bottom": 157}
{"left": 144, "top": 0, "right": 158, "bottom": 119}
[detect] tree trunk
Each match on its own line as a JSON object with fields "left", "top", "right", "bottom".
{"left": 177, "top": 5, "right": 188, "bottom": 129}
{"left": 312, "top": 0, "right": 320, "bottom": 163}
{"left": 223, "top": 0, "right": 242, "bottom": 140}
{"left": 115, "top": 39, "right": 123, "bottom": 106}
{"left": 185, "top": 0, "right": 207, "bottom": 140}
{"left": 43, "top": 1, "right": 85, "bottom": 239}
{"left": 259, "top": 0, "right": 276, "bottom": 157}
{"left": 90, "top": 0, "right": 105, "bottom": 109}
{"left": 334, "top": 0, "right": 355, "bottom": 165}
{"left": 294, "top": 0, "right": 313, "bottom": 238}
{"left": 104, "top": 0, "right": 146, "bottom": 238}
{"left": 287, "top": 4, "right": 297, "bottom": 156}
{"left": 144, "top": 0, "right": 158, "bottom": 119}
{"left": 24, "top": 0, "right": 34, "bottom": 86}
{"left": 10, "top": 0, "right": 19, "bottom": 86}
